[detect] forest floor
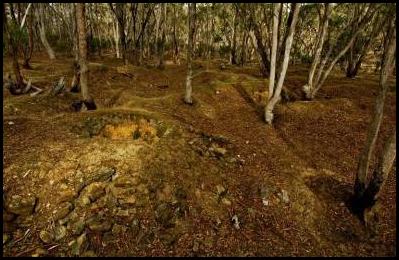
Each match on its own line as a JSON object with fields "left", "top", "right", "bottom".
{"left": 2, "top": 53, "right": 396, "bottom": 256}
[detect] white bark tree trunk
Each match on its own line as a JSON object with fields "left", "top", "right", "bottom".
{"left": 184, "top": 3, "right": 195, "bottom": 104}
{"left": 36, "top": 3, "right": 56, "bottom": 60}
{"left": 265, "top": 3, "right": 300, "bottom": 124}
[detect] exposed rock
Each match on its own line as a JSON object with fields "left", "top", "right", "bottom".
{"left": 58, "top": 189, "right": 77, "bottom": 203}
{"left": 216, "top": 185, "right": 227, "bottom": 197}
{"left": 86, "top": 166, "right": 116, "bottom": 185}
{"left": 75, "top": 195, "right": 91, "bottom": 208}
{"left": 85, "top": 182, "right": 106, "bottom": 202}
{"left": 31, "top": 248, "right": 47, "bottom": 257}
{"left": 52, "top": 202, "right": 73, "bottom": 221}
{"left": 88, "top": 220, "right": 112, "bottom": 232}
{"left": 213, "top": 146, "right": 227, "bottom": 158}
{"left": 71, "top": 233, "right": 88, "bottom": 256}
{"left": 54, "top": 225, "right": 67, "bottom": 241}
{"left": 114, "top": 176, "right": 139, "bottom": 188}
{"left": 6, "top": 194, "right": 37, "bottom": 216}
{"left": 112, "top": 224, "right": 128, "bottom": 235}
{"left": 232, "top": 215, "right": 240, "bottom": 230}
{"left": 118, "top": 195, "right": 137, "bottom": 207}
{"left": 221, "top": 198, "right": 232, "bottom": 206}
{"left": 69, "top": 219, "right": 86, "bottom": 235}
{"left": 39, "top": 230, "right": 54, "bottom": 244}
{"left": 278, "top": 189, "right": 290, "bottom": 204}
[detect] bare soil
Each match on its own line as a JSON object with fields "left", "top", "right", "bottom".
{"left": 2, "top": 53, "right": 396, "bottom": 256}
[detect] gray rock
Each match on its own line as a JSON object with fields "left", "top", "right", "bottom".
{"left": 86, "top": 167, "right": 115, "bottom": 184}
{"left": 39, "top": 230, "right": 54, "bottom": 244}
{"left": 232, "top": 215, "right": 240, "bottom": 230}
{"left": 85, "top": 182, "right": 105, "bottom": 202}
{"left": 58, "top": 189, "right": 77, "bottom": 203}
{"left": 52, "top": 202, "right": 73, "bottom": 221}
{"left": 113, "top": 176, "right": 139, "bottom": 188}
{"left": 279, "top": 189, "right": 289, "bottom": 204}
{"left": 69, "top": 219, "right": 86, "bottom": 236}
{"left": 54, "top": 225, "right": 67, "bottom": 241}
{"left": 88, "top": 221, "right": 112, "bottom": 232}
{"left": 71, "top": 233, "right": 88, "bottom": 256}
{"left": 6, "top": 194, "right": 37, "bottom": 216}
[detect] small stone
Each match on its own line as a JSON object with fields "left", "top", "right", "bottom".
{"left": 8, "top": 121, "right": 14, "bottom": 125}
{"left": 192, "top": 240, "right": 200, "bottom": 252}
{"left": 213, "top": 146, "right": 227, "bottom": 157}
{"left": 39, "top": 230, "right": 54, "bottom": 244}
{"left": 118, "top": 195, "right": 136, "bottom": 207}
{"left": 232, "top": 215, "right": 240, "bottom": 230}
{"left": 52, "top": 202, "right": 73, "bottom": 221}
{"left": 3, "top": 233, "right": 10, "bottom": 244}
{"left": 112, "top": 224, "right": 127, "bottom": 235}
{"left": 85, "top": 182, "right": 106, "bottom": 202}
{"left": 339, "top": 202, "right": 345, "bottom": 207}
{"left": 54, "top": 225, "right": 67, "bottom": 241}
{"left": 279, "top": 189, "right": 289, "bottom": 204}
{"left": 88, "top": 221, "right": 112, "bottom": 232}
{"left": 58, "top": 189, "right": 77, "bottom": 203}
{"left": 262, "top": 198, "right": 269, "bottom": 206}
{"left": 70, "top": 219, "right": 86, "bottom": 235}
{"left": 71, "top": 233, "right": 87, "bottom": 256}
{"left": 245, "top": 140, "right": 249, "bottom": 144}
{"left": 86, "top": 167, "right": 115, "bottom": 185}
{"left": 32, "top": 248, "right": 47, "bottom": 257}
{"left": 216, "top": 185, "right": 227, "bottom": 197}
{"left": 6, "top": 194, "right": 37, "bottom": 216}
{"left": 221, "top": 198, "right": 232, "bottom": 206}
{"left": 114, "top": 177, "right": 139, "bottom": 188}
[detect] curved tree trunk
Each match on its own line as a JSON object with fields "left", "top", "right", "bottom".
{"left": 265, "top": 3, "right": 300, "bottom": 124}
{"left": 354, "top": 21, "right": 396, "bottom": 206}
{"left": 36, "top": 3, "right": 56, "bottom": 60}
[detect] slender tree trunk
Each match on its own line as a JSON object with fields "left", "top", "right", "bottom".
{"left": 354, "top": 22, "right": 396, "bottom": 207}
{"left": 76, "top": 3, "right": 96, "bottom": 110}
{"left": 23, "top": 4, "right": 34, "bottom": 69}
{"left": 267, "top": 3, "right": 280, "bottom": 101}
{"left": 36, "top": 3, "right": 55, "bottom": 60}
{"left": 302, "top": 4, "right": 330, "bottom": 99}
{"left": 230, "top": 6, "right": 238, "bottom": 65}
{"left": 4, "top": 3, "right": 24, "bottom": 88}
{"left": 265, "top": 3, "right": 300, "bottom": 124}
{"left": 158, "top": 3, "right": 167, "bottom": 69}
{"left": 184, "top": 3, "right": 195, "bottom": 105}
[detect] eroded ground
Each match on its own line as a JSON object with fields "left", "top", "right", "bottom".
{"left": 2, "top": 53, "right": 396, "bottom": 256}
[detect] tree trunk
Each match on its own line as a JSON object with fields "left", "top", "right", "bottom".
{"left": 354, "top": 21, "right": 396, "bottom": 206}
{"left": 36, "top": 3, "right": 56, "bottom": 60}
{"left": 76, "top": 3, "right": 96, "bottom": 110}
{"left": 230, "top": 6, "right": 238, "bottom": 65}
{"left": 302, "top": 4, "right": 330, "bottom": 99}
{"left": 158, "top": 3, "right": 167, "bottom": 69}
{"left": 4, "top": 3, "right": 24, "bottom": 88}
{"left": 265, "top": 3, "right": 300, "bottom": 124}
{"left": 184, "top": 3, "right": 195, "bottom": 105}
{"left": 23, "top": 3, "right": 34, "bottom": 69}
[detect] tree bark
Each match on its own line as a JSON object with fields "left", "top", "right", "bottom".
{"left": 157, "top": 3, "right": 167, "bottom": 69}
{"left": 354, "top": 19, "right": 395, "bottom": 204}
{"left": 76, "top": 3, "right": 96, "bottom": 110}
{"left": 184, "top": 3, "right": 195, "bottom": 105}
{"left": 265, "top": 3, "right": 300, "bottom": 124}
{"left": 36, "top": 3, "right": 56, "bottom": 60}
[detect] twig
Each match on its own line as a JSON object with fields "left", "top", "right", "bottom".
{"left": 47, "top": 244, "right": 60, "bottom": 251}
{"left": 23, "top": 170, "right": 32, "bottom": 178}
